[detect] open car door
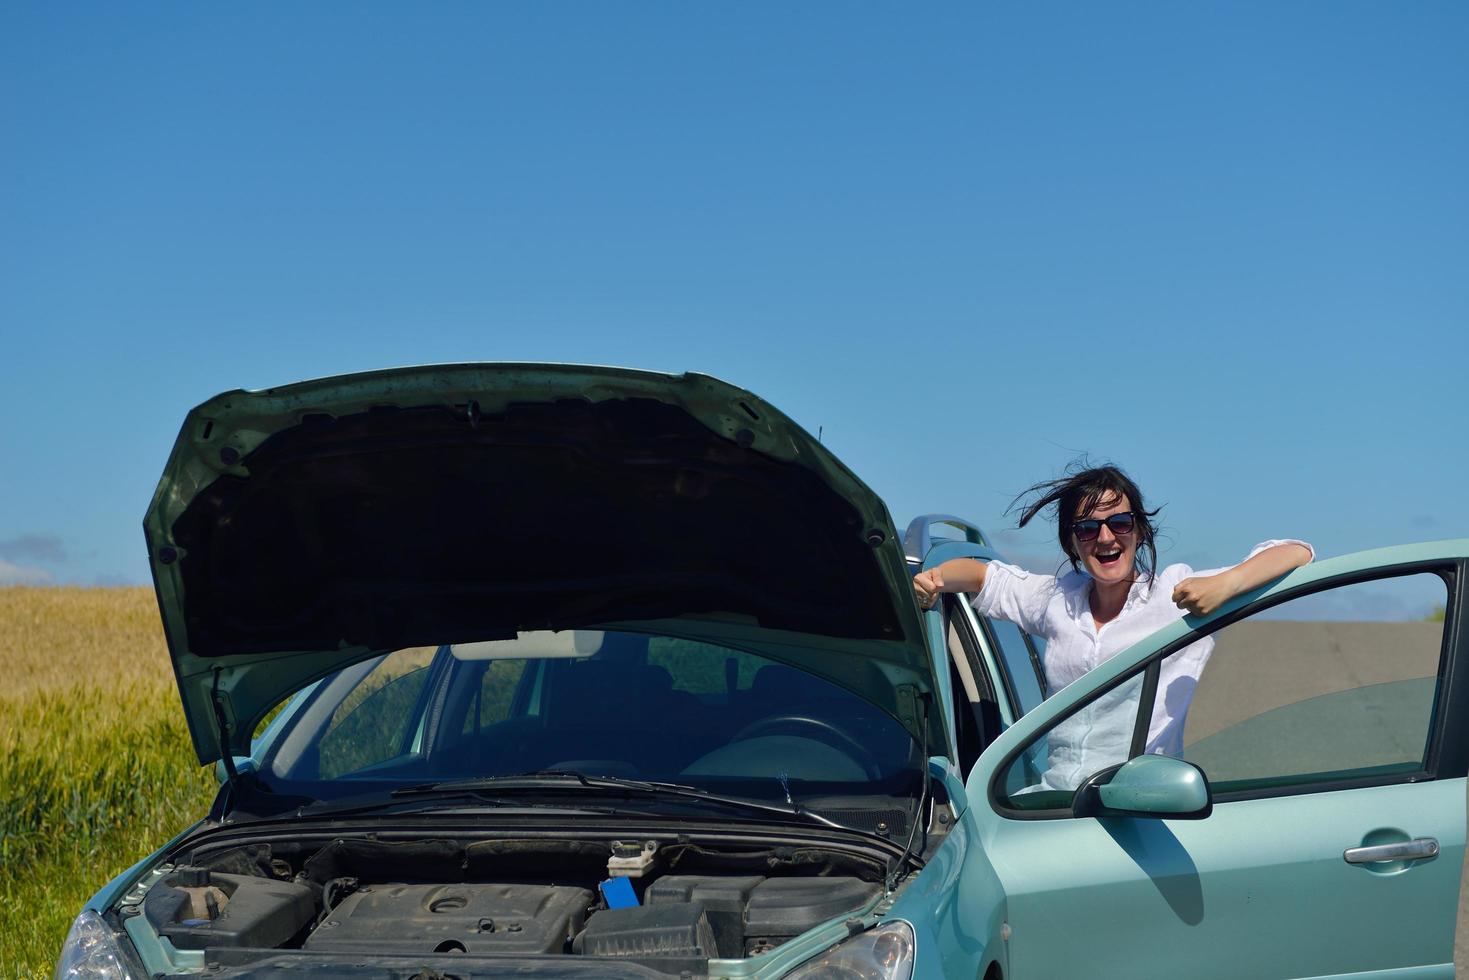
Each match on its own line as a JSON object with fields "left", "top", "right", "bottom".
{"left": 965, "top": 541, "right": 1469, "bottom": 979}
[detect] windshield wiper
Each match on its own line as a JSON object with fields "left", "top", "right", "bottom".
{"left": 285, "top": 783, "right": 622, "bottom": 821}
{"left": 392, "top": 770, "right": 847, "bottom": 829}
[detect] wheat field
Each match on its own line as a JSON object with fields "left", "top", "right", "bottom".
{"left": 0, "top": 587, "right": 217, "bottom": 979}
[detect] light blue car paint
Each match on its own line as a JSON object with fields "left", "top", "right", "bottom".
{"left": 886, "top": 791, "right": 1008, "bottom": 979}
{"left": 1095, "top": 754, "right": 1210, "bottom": 815}
{"left": 953, "top": 540, "right": 1469, "bottom": 979}
{"left": 974, "top": 778, "right": 1461, "bottom": 979}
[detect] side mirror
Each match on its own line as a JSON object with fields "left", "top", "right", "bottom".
{"left": 1073, "top": 755, "right": 1212, "bottom": 820}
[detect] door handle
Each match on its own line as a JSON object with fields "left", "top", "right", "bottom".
{"left": 1343, "top": 837, "right": 1439, "bottom": 865}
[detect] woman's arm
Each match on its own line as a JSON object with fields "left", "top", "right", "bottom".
{"left": 913, "top": 558, "right": 988, "bottom": 608}
{"left": 1171, "top": 542, "right": 1313, "bottom": 616}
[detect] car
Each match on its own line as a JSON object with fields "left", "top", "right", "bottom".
{"left": 56, "top": 364, "right": 1465, "bottom": 979}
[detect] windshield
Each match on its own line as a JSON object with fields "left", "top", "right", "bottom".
{"left": 257, "top": 630, "right": 922, "bottom": 816}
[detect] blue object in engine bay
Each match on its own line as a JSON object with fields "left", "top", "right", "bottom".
{"left": 599, "top": 876, "right": 639, "bottom": 909}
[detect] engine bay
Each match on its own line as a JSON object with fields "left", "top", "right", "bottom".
{"left": 131, "top": 832, "right": 896, "bottom": 977}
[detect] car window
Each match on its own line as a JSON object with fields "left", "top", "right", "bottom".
{"left": 317, "top": 648, "right": 437, "bottom": 778}
{"left": 997, "top": 569, "right": 1451, "bottom": 812}
{"left": 647, "top": 637, "right": 765, "bottom": 696}
{"left": 1176, "top": 573, "right": 1446, "bottom": 793}
{"left": 269, "top": 630, "right": 923, "bottom": 812}
{"left": 461, "top": 660, "right": 531, "bottom": 734}
{"left": 973, "top": 606, "right": 1047, "bottom": 716}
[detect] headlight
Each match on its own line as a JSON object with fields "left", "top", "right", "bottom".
{"left": 54, "top": 910, "right": 139, "bottom": 980}
{"left": 782, "top": 921, "right": 915, "bottom": 980}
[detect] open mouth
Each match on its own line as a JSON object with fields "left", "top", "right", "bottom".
{"left": 1095, "top": 549, "right": 1123, "bottom": 566}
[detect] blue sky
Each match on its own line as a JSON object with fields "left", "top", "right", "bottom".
{"left": 2, "top": 4, "right": 1466, "bottom": 618}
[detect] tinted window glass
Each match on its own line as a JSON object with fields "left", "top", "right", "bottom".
{"left": 267, "top": 631, "right": 921, "bottom": 810}
{"left": 1175, "top": 573, "right": 1446, "bottom": 792}
{"left": 997, "top": 570, "right": 1450, "bottom": 811}
{"left": 317, "top": 648, "right": 436, "bottom": 778}
{"left": 1001, "top": 674, "right": 1144, "bottom": 810}
{"left": 462, "top": 660, "right": 530, "bottom": 734}
{"left": 984, "top": 613, "right": 1047, "bottom": 715}
{"left": 647, "top": 637, "right": 764, "bottom": 696}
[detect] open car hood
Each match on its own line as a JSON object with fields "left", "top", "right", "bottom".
{"left": 145, "top": 364, "right": 943, "bottom": 765}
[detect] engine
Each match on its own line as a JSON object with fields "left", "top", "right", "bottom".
{"left": 134, "top": 834, "right": 891, "bottom": 977}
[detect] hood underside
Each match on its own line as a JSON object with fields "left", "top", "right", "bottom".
{"left": 145, "top": 365, "right": 941, "bottom": 764}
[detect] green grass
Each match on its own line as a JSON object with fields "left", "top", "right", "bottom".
{"left": 0, "top": 588, "right": 217, "bottom": 979}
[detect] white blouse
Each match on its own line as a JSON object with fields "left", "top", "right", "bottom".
{"left": 972, "top": 539, "right": 1313, "bottom": 791}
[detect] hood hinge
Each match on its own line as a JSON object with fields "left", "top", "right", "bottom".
{"left": 211, "top": 667, "right": 238, "bottom": 783}
{"left": 894, "top": 683, "right": 920, "bottom": 733}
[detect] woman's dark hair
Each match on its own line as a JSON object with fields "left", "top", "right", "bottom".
{"left": 1011, "top": 462, "right": 1162, "bottom": 581}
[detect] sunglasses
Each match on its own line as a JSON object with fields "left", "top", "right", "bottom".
{"left": 1071, "top": 511, "right": 1138, "bottom": 542}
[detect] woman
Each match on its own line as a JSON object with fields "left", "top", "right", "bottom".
{"left": 912, "top": 463, "right": 1312, "bottom": 791}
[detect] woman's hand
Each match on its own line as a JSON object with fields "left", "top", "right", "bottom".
{"left": 1173, "top": 543, "right": 1312, "bottom": 617}
{"left": 1172, "top": 572, "right": 1239, "bottom": 617}
{"left": 913, "top": 558, "right": 989, "bottom": 609}
{"left": 913, "top": 568, "right": 944, "bottom": 609}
